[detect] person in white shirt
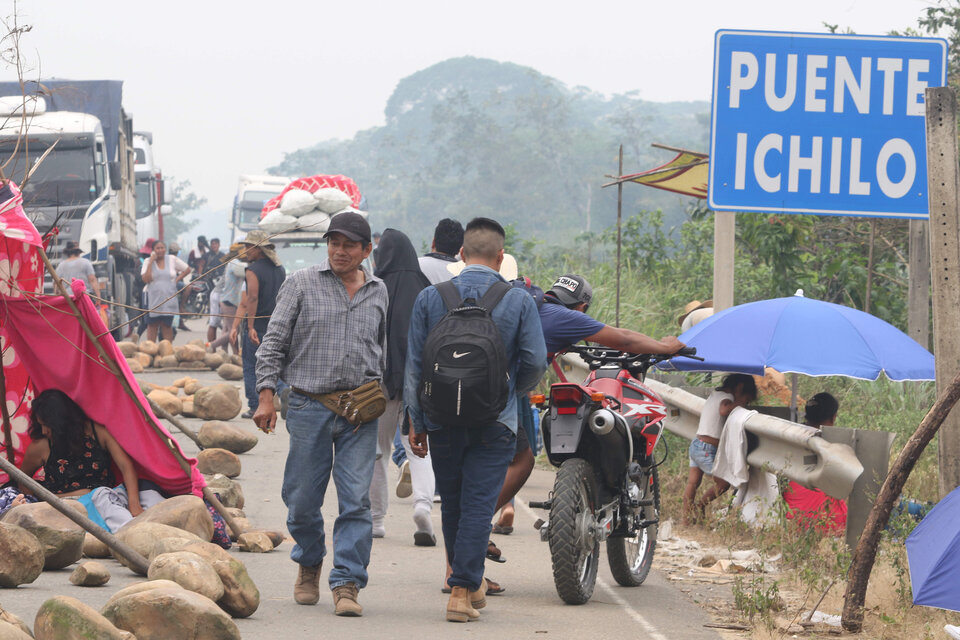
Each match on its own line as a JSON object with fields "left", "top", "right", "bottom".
{"left": 682, "top": 373, "right": 757, "bottom": 524}
{"left": 417, "top": 219, "right": 463, "bottom": 284}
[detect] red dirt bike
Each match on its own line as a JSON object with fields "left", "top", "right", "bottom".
{"left": 530, "top": 344, "right": 700, "bottom": 605}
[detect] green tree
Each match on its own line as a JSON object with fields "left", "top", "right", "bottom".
{"left": 162, "top": 178, "right": 204, "bottom": 240}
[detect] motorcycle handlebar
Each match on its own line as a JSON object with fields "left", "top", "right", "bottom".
{"left": 565, "top": 344, "right": 704, "bottom": 370}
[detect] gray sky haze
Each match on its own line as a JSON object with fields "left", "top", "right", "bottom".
{"left": 0, "top": 0, "right": 939, "bottom": 234}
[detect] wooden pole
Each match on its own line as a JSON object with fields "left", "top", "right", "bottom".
{"left": 0, "top": 360, "right": 14, "bottom": 463}
{"left": 925, "top": 86, "right": 960, "bottom": 498}
{"left": 616, "top": 144, "right": 623, "bottom": 328}
{"left": 712, "top": 211, "right": 735, "bottom": 312}
{"left": 0, "top": 454, "right": 150, "bottom": 574}
{"left": 148, "top": 398, "right": 202, "bottom": 449}
{"left": 841, "top": 368, "right": 960, "bottom": 631}
{"left": 864, "top": 219, "right": 876, "bottom": 314}
{"left": 36, "top": 249, "right": 241, "bottom": 533}
{"left": 907, "top": 220, "right": 931, "bottom": 349}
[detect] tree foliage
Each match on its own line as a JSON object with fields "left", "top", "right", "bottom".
{"left": 270, "top": 57, "right": 709, "bottom": 248}
{"left": 162, "top": 178, "right": 204, "bottom": 240}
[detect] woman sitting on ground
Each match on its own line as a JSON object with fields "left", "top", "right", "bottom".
{"left": 9, "top": 389, "right": 164, "bottom": 531}
{"left": 783, "top": 392, "right": 847, "bottom": 533}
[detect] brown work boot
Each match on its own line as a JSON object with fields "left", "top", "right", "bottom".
{"left": 468, "top": 578, "right": 487, "bottom": 610}
{"left": 446, "top": 586, "right": 480, "bottom": 622}
{"left": 332, "top": 583, "right": 363, "bottom": 617}
{"left": 293, "top": 563, "right": 321, "bottom": 605}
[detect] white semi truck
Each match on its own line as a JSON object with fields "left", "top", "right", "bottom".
{"left": 133, "top": 131, "right": 172, "bottom": 247}
{"left": 230, "top": 174, "right": 291, "bottom": 244}
{"left": 0, "top": 80, "right": 139, "bottom": 337}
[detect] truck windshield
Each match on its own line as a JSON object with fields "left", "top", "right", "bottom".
{"left": 238, "top": 190, "right": 280, "bottom": 226}
{"left": 274, "top": 241, "right": 372, "bottom": 274}
{"left": 135, "top": 176, "right": 155, "bottom": 219}
{"left": 274, "top": 242, "right": 327, "bottom": 273}
{"left": 0, "top": 146, "right": 97, "bottom": 207}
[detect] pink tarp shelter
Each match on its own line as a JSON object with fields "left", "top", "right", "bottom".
{"left": 0, "top": 181, "right": 202, "bottom": 496}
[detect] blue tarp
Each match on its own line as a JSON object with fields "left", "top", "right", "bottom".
{"left": 906, "top": 486, "right": 960, "bottom": 612}
{"left": 0, "top": 79, "right": 124, "bottom": 163}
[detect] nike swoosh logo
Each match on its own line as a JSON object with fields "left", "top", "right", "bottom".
{"left": 452, "top": 351, "right": 470, "bottom": 359}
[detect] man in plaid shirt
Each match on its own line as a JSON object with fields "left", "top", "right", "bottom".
{"left": 254, "top": 212, "right": 387, "bottom": 617}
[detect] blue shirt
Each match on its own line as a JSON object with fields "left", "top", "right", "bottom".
{"left": 539, "top": 302, "right": 605, "bottom": 354}
{"left": 404, "top": 265, "right": 547, "bottom": 434}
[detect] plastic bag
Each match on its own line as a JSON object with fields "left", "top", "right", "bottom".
{"left": 258, "top": 211, "right": 298, "bottom": 234}
{"left": 296, "top": 211, "right": 331, "bottom": 233}
{"left": 279, "top": 189, "right": 318, "bottom": 217}
{"left": 313, "top": 187, "right": 352, "bottom": 215}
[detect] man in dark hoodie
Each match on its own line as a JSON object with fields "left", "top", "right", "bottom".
{"left": 368, "top": 229, "right": 435, "bottom": 546}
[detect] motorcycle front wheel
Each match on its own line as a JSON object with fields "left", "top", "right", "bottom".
{"left": 607, "top": 464, "right": 660, "bottom": 587}
{"left": 548, "top": 458, "right": 600, "bottom": 605}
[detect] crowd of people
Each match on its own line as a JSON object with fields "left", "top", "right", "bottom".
{"left": 41, "top": 209, "right": 856, "bottom": 624}
{"left": 241, "top": 213, "right": 683, "bottom": 621}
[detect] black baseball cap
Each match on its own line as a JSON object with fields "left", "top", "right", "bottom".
{"left": 323, "top": 211, "right": 371, "bottom": 244}
{"left": 548, "top": 274, "right": 593, "bottom": 307}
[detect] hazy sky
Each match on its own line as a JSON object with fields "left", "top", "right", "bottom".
{"left": 0, "top": 0, "right": 939, "bottom": 227}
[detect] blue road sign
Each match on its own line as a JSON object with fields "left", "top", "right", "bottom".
{"left": 709, "top": 30, "right": 947, "bottom": 219}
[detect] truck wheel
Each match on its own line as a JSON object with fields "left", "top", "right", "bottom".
{"left": 548, "top": 458, "right": 599, "bottom": 605}
{"left": 607, "top": 465, "right": 660, "bottom": 587}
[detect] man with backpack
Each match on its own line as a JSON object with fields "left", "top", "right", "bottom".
{"left": 404, "top": 217, "right": 546, "bottom": 623}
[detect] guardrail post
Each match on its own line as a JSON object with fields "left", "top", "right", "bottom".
{"left": 820, "top": 427, "right": 895, "bottom": 550}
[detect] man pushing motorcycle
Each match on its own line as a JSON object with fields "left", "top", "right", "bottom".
{"left": 525, "top": 274, "right": 694, "bottom": 604}
{"left": 489, "top": 274, "right": 685, "bottom": 577}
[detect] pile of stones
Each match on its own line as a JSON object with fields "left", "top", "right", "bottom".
{"left": 140, "top": 378, "right": 243, "bottom": 422}
{"left": 0, "top": 421, "right": 284, "bottom": 638}
{"left": 117, "top": 339, "right": 243, "bottom": 382}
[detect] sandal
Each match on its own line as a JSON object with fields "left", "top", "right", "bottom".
{"left": 492, "top": 523, "right": 513, "bottom": 535}
{"left": 486, "top": 540, "right": 506, "bottom": 563}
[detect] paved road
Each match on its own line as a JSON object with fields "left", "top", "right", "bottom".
{"left": 2, "top": 322, "right": 725, "bottom": 639}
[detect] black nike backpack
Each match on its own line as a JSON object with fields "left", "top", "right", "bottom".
{"left": 418, "top": 280, "right": 511, "bottom": 428}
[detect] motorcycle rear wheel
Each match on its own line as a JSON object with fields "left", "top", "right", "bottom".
{"left": 607, "top": 464, "right": 660, "bottom": 587}
{"left": 549, "top": 458, "right": 600, "bottom": 605}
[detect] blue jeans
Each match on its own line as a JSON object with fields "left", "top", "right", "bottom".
{"left": 428, "top": 423, "right": 515, "bottom": 591}
{"left": 243, "top": 328, "right": 286, "bottom": 412}
{"left": 391, "top": 425, "right": 407, "bottom": 468}
{"left": 282, "top": 391, "right": 378, "bottom": 589}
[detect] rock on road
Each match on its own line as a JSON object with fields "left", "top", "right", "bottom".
{"left": 1, "top": 322, "right": 725, "bottom": 639}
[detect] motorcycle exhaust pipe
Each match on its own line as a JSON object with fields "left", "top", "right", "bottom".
{"left": 588, "top": 409, "right": 616, "bottom": 435}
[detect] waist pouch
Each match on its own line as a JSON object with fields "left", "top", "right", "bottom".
{"left": 294, "top": 381, "right": 386, "bottom": 427}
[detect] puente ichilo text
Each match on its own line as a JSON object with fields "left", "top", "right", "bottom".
{"left": 709, "top": 30, "right": 947, "bottom": 219}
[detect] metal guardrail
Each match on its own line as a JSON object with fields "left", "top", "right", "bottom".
{"left": 556, "top": 354, "right": 865, "bottom": 499}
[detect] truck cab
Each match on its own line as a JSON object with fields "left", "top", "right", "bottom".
{"left": 133, "top": 131, "right": 172, "bottom": 246}
{"left": 231, "top": 174, "right": 291, "bottom": 244}
{"left": 0, "top": 80, "right": 139, "bottom": 338}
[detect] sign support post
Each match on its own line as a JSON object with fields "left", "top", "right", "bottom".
{"left": 908, "top": 219, "right": 931, "bottom": 349}
{"left": 712, "top": 211, "right": 735, "bottom": 312}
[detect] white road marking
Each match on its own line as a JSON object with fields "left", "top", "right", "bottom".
{"left": 517, "top": 498, "right": 669, "bottom": 640}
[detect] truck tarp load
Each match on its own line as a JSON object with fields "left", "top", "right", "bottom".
{"left": 254, "top": 174, "right": 367, "bottom": 274}
{"left": 0, "top": 79, "right": 140, "bottom": 337}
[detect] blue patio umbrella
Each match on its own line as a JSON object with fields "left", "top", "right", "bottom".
{"left": 906, "top": 486, "right": 960, "bottom": 611}
{"left": 660, "top": 294, "right": 935, "bottom": 381}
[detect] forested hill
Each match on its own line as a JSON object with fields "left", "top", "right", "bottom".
{"left": 270, "top": 57, "right": 709, "bottom": 245}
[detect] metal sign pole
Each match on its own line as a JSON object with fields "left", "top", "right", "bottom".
{"left": 616, "top": 144, "right": 623, "bottom": 328}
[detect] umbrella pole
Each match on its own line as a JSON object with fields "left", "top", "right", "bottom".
{"left": 790, "top": 373, "right": 799, "bottom": 422}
